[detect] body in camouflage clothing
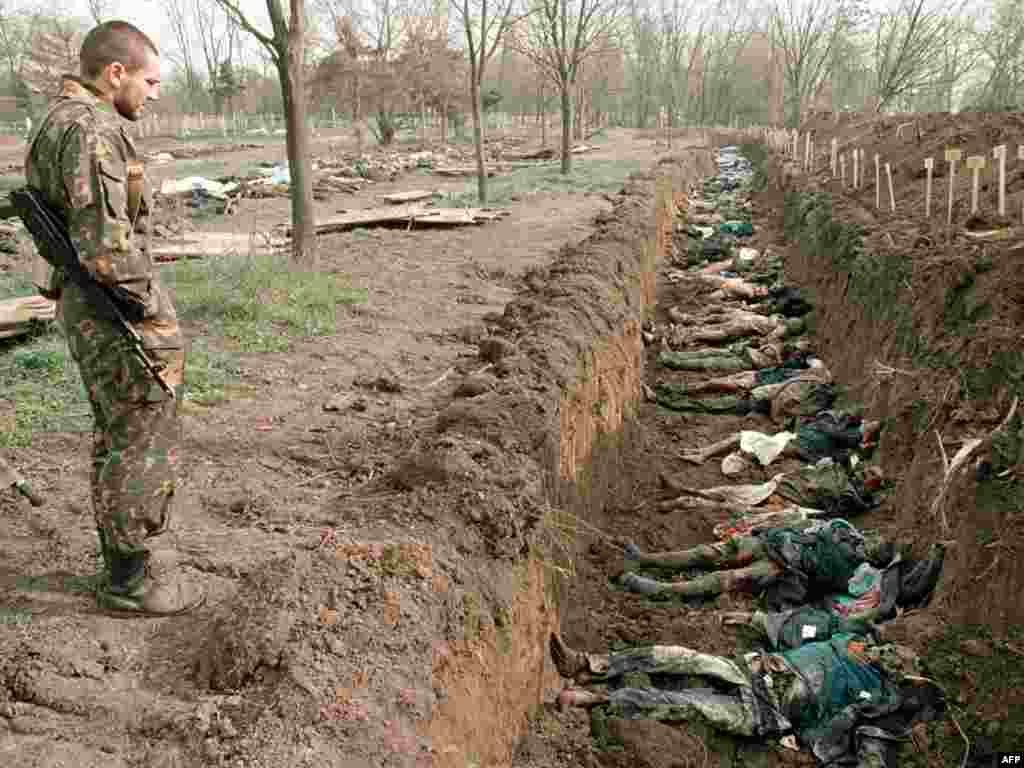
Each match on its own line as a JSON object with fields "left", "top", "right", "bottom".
{"left": 22, "top": 22, "right": 202, "bottom": 615}
{"left": 622, "top": 519, "right": 892, "bottom": 601}
{"left": 550, "top": 633, "right": 943, "bottom": 767}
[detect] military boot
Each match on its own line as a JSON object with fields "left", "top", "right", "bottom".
{"left": 97, "top": 550, "right": 206, "bottom": 617}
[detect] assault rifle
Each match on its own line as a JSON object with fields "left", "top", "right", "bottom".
{"left": 8, "top": 188, "right": 174, "bottom": 398}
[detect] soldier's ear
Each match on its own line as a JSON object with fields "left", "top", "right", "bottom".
{"left": 107, "top": 61, "right": 126, "bottom": 87}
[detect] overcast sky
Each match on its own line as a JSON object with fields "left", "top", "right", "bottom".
{"left": 60, "top": 0, "right": 277, "bottom": 75}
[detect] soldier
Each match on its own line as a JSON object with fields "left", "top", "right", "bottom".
{"left": 24, "top": 21, "right": 204, "bottom": 615}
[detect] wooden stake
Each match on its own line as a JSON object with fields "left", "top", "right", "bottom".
{"left": 804, "top": 131, "right": 812, "bottom": 171}
{"left": 852, "top": 148, "right": 859, "bottom": 190}
{"left": 966, "top": 155, "right": 986, "bottom": 215}
{"left": 840, "top": 153, "right": 846, "bottom": 187}
{"left": 993, "top": 145, "right": 1007, "bottom": 217}
{"left": 875, "top": 154, "right": 881, "bottom": 209}
{"left": 831, "top": 138, "right": 838, "bottom": 176}
{"left": 924, "top": 158, "right": 934, "bottom": 218}
{"left": 885, "top": 162, "right": 896, "bottom": 212}
{"left": 945, "top": 148, "right": 961, "bottom": 226}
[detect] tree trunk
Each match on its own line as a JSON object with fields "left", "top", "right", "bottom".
{"left": 278, "top": 56, "right": 316, "bottom": 267}
{"left": 540, "top": 84, "right": 548, "bottom": 150}
{"left": 560, "top": 82, "right": 572, "bottom": 174}
{"left": 469, "top": 73, "right": 487, "bottom": 203}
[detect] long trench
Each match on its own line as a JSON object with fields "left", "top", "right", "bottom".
{"left": 508, "top": 142, "right": 909, "bottom": 768}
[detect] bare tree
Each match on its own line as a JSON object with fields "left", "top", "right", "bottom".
{"left": 626, "top": 0, "right": 662, "bottom": 129}
{"left": 769, "top": 0, "right": 844, "bottom": 126}
{"left": 658, "top": 0, "right": 705, "bottom": 126}
{"left": 516, "top": 0, "right": 624, "bottom": 173}
{"left": 0, "top": 2, "right": 32, "bottom": 82}
{"left": 194, "top": 0, "right": 240, "bottom": 112}
{"left": 965, "top": 0, "right": 1021, "bottom": 109}
{"left": 86, "top": 0, "right": 111, "bottom": 24}
{"left": 869, "top": 0, "right": 974, "bottom": 111}
{"left": 164, "top": 0, "right": 203, "bottom": 110}
{"left": 452, "top": 0, "right": 521, "bottom": 203}
{"left": 20, "top": 14, "right": 84, "bottom": 97}
{"left": 214, "top": 0, "right": 316, "bottom": 266}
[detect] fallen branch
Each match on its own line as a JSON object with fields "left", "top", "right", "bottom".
{"left": 929, "top": 396, "right": 1019, "bottom": 535}
{"left": 935, "top": 430, "right": 949, "bottom": 475}
{"left": 951, "top": 712, "right": 970, "bottom": 768}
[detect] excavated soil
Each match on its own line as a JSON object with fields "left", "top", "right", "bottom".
{"left": 3, "top": 116, "right": 1021, "bottom": 768}
{"left": 0, "top": 130, "right": 721, "bottom": 767}
{"left": 511, "top": 117, "right": 1024, "bottom": 768}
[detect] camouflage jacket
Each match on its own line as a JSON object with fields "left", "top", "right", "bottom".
{"left": 24, "top": 75, "right": 182, "bottom": 351}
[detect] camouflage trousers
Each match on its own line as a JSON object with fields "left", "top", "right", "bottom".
{"left": 60, "top": 285, "right": 185, "bottom": 558}
{"left": 638, "top": 536, "right": 783, "bottom": 597}
{"left": 658, "top": 348, "right": 753, "bottom": 373}
{"left": 586, "top": 646, "right": 790, "bottom": 736}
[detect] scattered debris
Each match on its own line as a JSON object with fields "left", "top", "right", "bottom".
{"left": 159, "top": 177, "right": 239, "bottom": 199}
{"left": 380, "top": 190, "right": 439, "bottom": 204}
{"left": 286, "top": 205, "right": 510, "bottom": 236}
{"left": 150, "top": 232, "right": 287, "bottom": 262}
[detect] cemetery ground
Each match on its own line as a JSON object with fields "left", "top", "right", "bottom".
{"left": 1, "top": 115, "right": 1023, "bottom": 768}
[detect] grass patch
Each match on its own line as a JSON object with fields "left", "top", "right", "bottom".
{"left": 166, "top": 158, "right": 230, "bottom": 180}
{"left": 0, "top": 330, "right": 91, "bottom": 447}
{"left": 439, "top": 157, "right": 646, "bottom": 207}
{"left": 910, "top": 623, "right": 1024, "bottom": 766}
{"left": 0, "top": 322, "right": 249, "bottom": 445}
{"left": 162, "top": 251, "right": 368, "bottom": 353}
{"left": 183, "top": 337, "right": 246, "bottom": 406}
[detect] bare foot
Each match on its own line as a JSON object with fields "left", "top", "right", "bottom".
{"left": 557, "top": 688, "right": 609, "bottom": 711}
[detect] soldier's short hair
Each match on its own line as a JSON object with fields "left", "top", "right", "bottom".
{"left": 80, "top": 21, "right": 159, "bottom": 79}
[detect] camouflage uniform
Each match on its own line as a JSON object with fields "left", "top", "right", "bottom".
{"left": 24, "top": 76, "right": 185, "bottom": 562}
{"left": 573, "top": 636, "right": 898, "bottom": 738}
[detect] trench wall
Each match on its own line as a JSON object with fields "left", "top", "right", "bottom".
{"left": 761, "top": 152, "right": 1024, "bottom": 635}
{"left": 424, "top": 149, "right": 715, "bottom": 767}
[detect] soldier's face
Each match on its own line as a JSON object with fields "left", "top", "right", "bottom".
{"left": 110, "top": 53, "right": 161, "bottom": 121}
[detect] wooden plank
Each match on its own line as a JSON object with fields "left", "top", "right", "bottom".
{"left": 0, "top": 294, "right": 56, "bottom": 338}
{"left": 433, "top": 167, "right": 498, "bottom": 177}
{"left": 303, "top": 205, "right": 510, "bottom": 235}
{"left": 380, "top": 190, "right": 436, "bottom": 204}
{"left": 150, "top": 232, "right": 287, "bottom": 262}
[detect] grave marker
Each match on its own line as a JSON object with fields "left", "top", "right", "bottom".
{"left": 993, "top": 145, "right": 1007, "bottom": 216}
{"left": 966, "top": 155, "right": 986, "bottom": 215}
{"left": 924, "top": 158, "right": 934, "bottom": 218}
{"left": 945, "top": 148, "right": 962, "bottom": 226}
{"left": 885, "top": 162, "right": 896, "bottom": 212}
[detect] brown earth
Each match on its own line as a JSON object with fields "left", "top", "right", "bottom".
{"left": 0, "top": 129, "right": 720, "bottom": 768}
{"left": 3, "top": 114, "right": 1021, "bottom": 768}
{"left": 504, "top": 117, "right": 1024, "bottom": 768}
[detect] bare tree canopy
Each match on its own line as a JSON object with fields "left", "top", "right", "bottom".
{"left": 213, "top": 0, "right": 318, "bottom": 266}
{"left": 452, "top": 0, "right": 522, "bottom": 201}
{"left": 513, "top": 0, "right": 625, "bottom": 172}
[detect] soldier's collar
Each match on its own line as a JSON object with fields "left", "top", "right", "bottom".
{"left": 58, "top": 75, "right": 115, "bottom": 114}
